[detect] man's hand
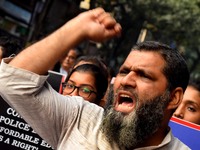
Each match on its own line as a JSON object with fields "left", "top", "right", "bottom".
{"left": 67, "top": 7, "right": 122, "bottom": 42}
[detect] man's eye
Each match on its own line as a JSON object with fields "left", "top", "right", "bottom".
{"left": 140, "top": 73, "right": 149, "bottom": 79}
{"left": 118, "top": 69, "right": 129, "bottom": 75}
{"left": 137, "top": 71, "right": 150, "bottom": 79}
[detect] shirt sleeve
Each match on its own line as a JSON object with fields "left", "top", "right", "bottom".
{"left": 0, "top": 58, "right": 79, "bottom": 148}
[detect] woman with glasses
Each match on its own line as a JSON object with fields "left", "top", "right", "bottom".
{"left": 62, "top": 63, "right": 108, "bottom": 105}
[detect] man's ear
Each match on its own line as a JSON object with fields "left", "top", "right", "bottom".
{"left": 167, "top": 87, "right": 183, "bottom": 110}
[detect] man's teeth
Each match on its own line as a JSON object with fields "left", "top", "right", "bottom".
{"left": 120, "top": 94, "right": 130, "bottom": 98}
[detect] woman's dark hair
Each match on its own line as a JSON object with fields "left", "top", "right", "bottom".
{"left": 65, "top": 63, "right": 108, "bottom": 104}
{"left": 74, "top": 55, "right": 107, "bottom": 68}
{"left": 73, "top": 55, "right": 109, "bottom": 80}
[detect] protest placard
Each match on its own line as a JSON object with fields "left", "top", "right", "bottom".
{"left": 169, "top": 116, "right": 200, "bottom": 150}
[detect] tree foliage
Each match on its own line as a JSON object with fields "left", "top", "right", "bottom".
{"left": 95, "top": 0, "right": 200, "bottom": 75}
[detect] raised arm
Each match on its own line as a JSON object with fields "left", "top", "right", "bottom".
{"left": 9, "top": 8, "right": 121, "bottom": 75}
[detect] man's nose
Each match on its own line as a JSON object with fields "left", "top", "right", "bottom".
{"left": 120, "top": 72, "right": 136, "bottom": 87}
{"left": 66, "top": 56, "right": 70, "bottom": 60}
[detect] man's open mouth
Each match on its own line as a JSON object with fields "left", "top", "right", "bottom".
{"left": 114, "top": 92, "right": 136, "bottom": 114}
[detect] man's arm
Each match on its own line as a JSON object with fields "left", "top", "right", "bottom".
{"left": 9, "top": 8, "right": 121, "bottom": 75}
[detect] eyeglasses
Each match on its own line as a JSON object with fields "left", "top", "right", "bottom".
{"left": 62, "top": 82, "right": 97, "bottom": 98}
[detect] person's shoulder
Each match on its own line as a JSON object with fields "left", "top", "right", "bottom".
{"left": 70, "top": 96, "right": 104, "bottom": 126}
{"left": 73, "top": 96, "right": 104, "bottom": 112}
{"left": 171, "top": 136, "right": 191, "bottom": 150}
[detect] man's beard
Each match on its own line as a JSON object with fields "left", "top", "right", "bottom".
{"left": 101, "top": 86, "right": 170, "bottom": 149}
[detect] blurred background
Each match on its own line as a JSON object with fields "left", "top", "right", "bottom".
{"left": 0, "top": 0, "right": 199, "bottom": 76}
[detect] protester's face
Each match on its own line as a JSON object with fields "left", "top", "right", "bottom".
{"left": 101, "top": 51, "right": 170, "bottom": 148}
{"left": 63, "top": 71, "right": 97, "bottom": 103}
{"left": 61, "top": 49, "right": 77, "bottom": 71}
{"left": 113, "top": 50, "right": 168, "bottom": 114}
{"left": 174, "top": 86, "right": 200, "bottom": 125}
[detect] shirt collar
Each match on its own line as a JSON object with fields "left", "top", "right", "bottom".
{"left": 134, "top": 128, "right": 172, "bottom": 150}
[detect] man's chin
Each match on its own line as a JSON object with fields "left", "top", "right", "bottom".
{"left": 101, "top": 106, "right": 138, "bottom": 148}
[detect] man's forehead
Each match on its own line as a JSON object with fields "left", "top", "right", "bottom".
{"left": 125, "top": 50, "right": 163, "bottom": 64}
